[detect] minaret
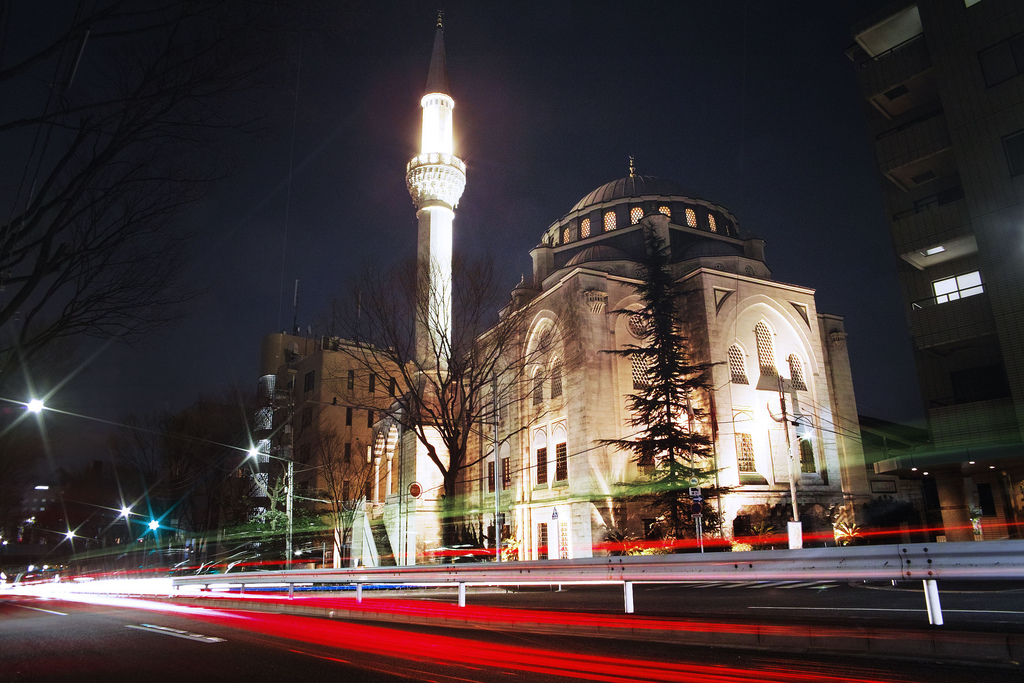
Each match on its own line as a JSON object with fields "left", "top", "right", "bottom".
{"left": 406, "top": 13, "right": 466, "bottom": 369}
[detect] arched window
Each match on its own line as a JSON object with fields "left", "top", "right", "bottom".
{"left": 550, "top": 359, "right": 562, "bottom": 398}
{"left": 534, "top": 429, "right": 548, "bottom": 485}
{"left": 580, "top": 217, "right": 591, "bottom": 238}
{"left": 604, "top": 210, "right": 617, "bottom": 231}
{"left": 532, "top": 369, "right": 544, "bottom": 406}
{"left": 708, "top": 214, "right": 717, "bottom": 232}
{"left": 685, "top": 208, "right": 697, "bottom": 228}
{"left": 630, "top": 206, "right": 644, "bottom": 224}
{"left": 658, "top": 205, "right": 671, "bottom": 217}
{"left": 736, "top": 433, "right": 756, "bottom": 472}
{"left": 552, "top": 425, "right": 568, "bottom": 482}
{"left": 788, "top": 354, "right": 807, "bottom": 391}
{"left": 800, "top": 438, "right": 816, "bottom": 473}
{"left": 562, "top": 226, "right": 570, "bottom": 244}
{"left": 755, "top": 322, "right": 777, "bottom": 377}
{"left": 728, "top": 345, "right": 748, "bottom": 384}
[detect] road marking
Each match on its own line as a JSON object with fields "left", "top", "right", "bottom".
{"left": 126, "top": 623, "right": 225, "bottom": 643}
{"left": 11, "top": 604, "right": 67, "bottom": 616}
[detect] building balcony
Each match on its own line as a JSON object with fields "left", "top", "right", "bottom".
{"left": 891, "top": 195, "right": 970, "bottom": 254}
{"left": 877, "top": 109, "right": 951, "bottom": 174}
{"left": 858, "top": 34, "right": 932, "bottom": 106}
{"left": 909, "top": 290, "right": 996, "bottom": 349}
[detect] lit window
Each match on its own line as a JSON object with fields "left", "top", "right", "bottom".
{"left": 502, "top": 457, "right": 511, "bottom": 489}
{"left": 631, "top": 354, "right": 649, "bottom": 389}
{"left": 933, "top": 271, "right": 983, "bottom": 303}
{"left": 488, "top": 461, "right": 495, "bottom": 493}
{"left": 658, "top": 205, "right": 670, "bottom": 217}
{"left": 755, "top": 322, "right": 777, "bottom": 377}
{"left": 736, "top": 433, "right": 756, "bottom": 473}
{"left": 708, "top": 214, "right": 717, "bottom": 232}
{"left": 788, "top": 354, "right": 807, "bottom": 391}
{"left": 728, "top": 345, "right": 748, "bottom": 384}
{"left": 368, "top": 375, "right": 376, "bottom": 393}
{"left": 580, "top": 217, "right": 591, "bottom": 238}
{"left": 536, "top": 446, "right": 548, "bottom": 485}
{"left": 555, "top": 442, "right": 567, "bottom": 481}
{"left": 347, "top": 370, "right": 354, "bottom": 390}
{"left": 685, "top": 208, "right": 697, "bottom": 228}
{"left": 604, "top": 211, "right": 617, "bottom": 231}
{"left": 630, "top": 206, "right": 644, "bottom": 224}
{"left": 562, "top": 226, "right": 571, "bottom": 244}
{"left": 800, "top": 439, "right": 816, "bottom": 473}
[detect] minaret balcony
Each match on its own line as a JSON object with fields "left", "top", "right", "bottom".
{"left": 406, "top": 153, "right": 466, "bottom": 209}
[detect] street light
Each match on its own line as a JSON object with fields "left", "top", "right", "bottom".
{"left": 148, "top": 519, "right": 159, "bottom": 531}
{"left": 26, "top": 398, "right": 44, "bottom": 413}
{"left": 120, "top": 506, "right": 132, "bottom": 519}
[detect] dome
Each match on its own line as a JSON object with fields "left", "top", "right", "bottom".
{"left": 566, "top": 245, "right": 632, "bottom": 267}
{"left": 683, "top": 241, "right": 743, "bottom": 259}
{"left": 570, "top": 175, "right": 696, "bottom": 213}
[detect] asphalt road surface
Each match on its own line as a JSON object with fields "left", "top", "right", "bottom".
{"left": 0, "top": 591, "right": 1008, "bottom": 683}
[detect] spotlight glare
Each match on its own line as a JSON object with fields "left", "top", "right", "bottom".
{"left": 65, "top": 530, "right": 75, "bottom": 540}
{"left": 148, "top": 520, "right": 159, "bottom": 531}
{"left": 120, "top": 506, "right": 132, "bottom": 518}
{"left": 27, "top": 399, "right": 44, "bottom": 413}
{"left": 247, "top": 446, "right": 259, "bottom": 459}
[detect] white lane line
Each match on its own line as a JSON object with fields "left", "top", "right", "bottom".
{"left": 749, "top": 606, "right": 1024, "bottom": 614}
{"left": 126, "top": 623, "right": 225, "bottom": 644}
{"left": 11, "top": 604, "right": 68, "bottom": 616}
{"left": 778, "top": 582, "right": 834, "bottom": 589}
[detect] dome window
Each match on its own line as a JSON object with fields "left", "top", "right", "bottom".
{"left": 658, "top": 205, "right": 671, "bottom": 217}
{"left": 709, "top": 214, "right": 718, "bottom": 232}
{"left": 562, "top": 226, "right": 571, "bottom": 244}
{"left": 604, "top": 211, "right": 617, "bottom": 231}
{"left": 685, "top": 208, "right": 697, "bottom": 228}
{"left": 630, "top": 206, "right": 644, "bottom": 224}
{"left": 728, "top": 345, "right": 748, "bottom": 385}
{"left": 580, "top": 217, "right": 591, "bottom": 239}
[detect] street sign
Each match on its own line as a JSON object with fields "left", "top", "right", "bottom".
{"left": 688, "top": 487, "right": 700, "bottom": 497}
{"left": 688, "top": 477, "right": 699, "bottom": 486}
{"left": 690, "top": 501, "right": 702, "bottom": 515}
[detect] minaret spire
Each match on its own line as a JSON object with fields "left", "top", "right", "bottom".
{"left": 406, "top": 16, "right": 466, "bottom": 369}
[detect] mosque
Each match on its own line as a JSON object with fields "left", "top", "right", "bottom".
{"left": 356, "top": 18, "right": 874, "bottom": 563}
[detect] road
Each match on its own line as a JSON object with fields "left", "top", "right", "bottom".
{"left": 0, "top": 591, "right": 1006, "bottom": 682}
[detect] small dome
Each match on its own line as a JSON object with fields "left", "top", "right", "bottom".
{"left": 570, "top": 175, "right": 696, "bottom": 213}
{"left": 566, "top": 245, "right": 632, "bottom": 267}
{"left": 683, "top": 241, "right": 743, "bottom": 259}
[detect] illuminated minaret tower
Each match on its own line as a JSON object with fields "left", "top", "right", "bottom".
{"left": 406, "top": 13, "right": 466, "bottom": 369}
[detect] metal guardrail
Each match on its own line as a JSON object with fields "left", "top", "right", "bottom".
{"left": 172, "top": 540, "right": 1024, "bottom": 624}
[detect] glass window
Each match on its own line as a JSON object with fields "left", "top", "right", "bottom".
{"left": 536, "top": 446, "right": 548, "bottom": 485}
{"left": 502, "top": 457, "right": 511, "bottom": 489}
{"left": 658, "top": 205, "right": 671, "bottom": 217}
{"left": 933, "top": 271, "right": 984, "bottom": 303}
{"left": 979, "top": 32, "right": 1024, "bottom": 87}
{"left": 708, "top": 214, "right": 717, "bottom": 232}
{"left": 367, "top": 410, "right": 374, "bottom": 428}
{"left": 533, "top": 370, "right": 543, "bottom": 405}
{"left": 604, "top": 210, "right": 617, "bottom": 231}
{"left": 800, "top": 439, "right": 816, "bottom": 473}
{"left": 562, "top": 226, "right": 571, "bottom": 244}
{"left": 630, "top": 206, "right": 644, "bottom": 224}
{"left": 304, "top": 370, "right": 315, "bottom": 393}
{"left": 788, "top": 354, "right": 807, "bottom": 391}
{"left": 550, "top": 361, "right": 562, "bottom": 398}
{"left": 736, "top": 433, "right": 756, "bottom": 472}
{"left": 1003, "top": 129, "right": 1024, "bottom": 176}
{"left": 729, "top": 345, "right": 748, "bottom": 385}
{"left": 347, "top": 370, "right": 354, "bottom": 391}
{"left": 368, "top": 375, "right": 376, "bottom": 393}
{"left": 555, "top": 442, "right": 568, "bottom": 481}
{"left": 685, "top": 208, "right": 697, "bottom": 228}
{"left": 755, "top": 322, "right": 777, "bottom": 377}
{"left": 580, "top": 217, "right": 591, "bottom": 239}
{"left": 344, "top": 442, "right": 351, "bottom": 464}
{"left": 390, "top": 377, "right": 397, "bottom": 396}
{"left": 538, "top": 523, "right": 549, "bottom": 560}
{"left": 488, "top": 461, "right": 495, "bottom": 493}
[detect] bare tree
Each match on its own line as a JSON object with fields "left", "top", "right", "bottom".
{"left": 0, "top": 1, "right": 353, "bottom": 386}
{"left": 329, "top": 257, "right": 551, "bottom": 542}
{"left": 309, "top": 425, "right": 376, "bottom": 567}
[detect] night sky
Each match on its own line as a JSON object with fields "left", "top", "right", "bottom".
{"left": 42, "top": 0, "right": 921, "bottom": 464}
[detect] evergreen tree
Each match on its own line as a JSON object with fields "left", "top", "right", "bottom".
{"left": 602, "top": 226, "right": 718, "bottom": 543}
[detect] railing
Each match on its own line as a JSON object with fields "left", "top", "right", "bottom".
{"left": 171, "top": 540, "right": 1024, "bottom": 625}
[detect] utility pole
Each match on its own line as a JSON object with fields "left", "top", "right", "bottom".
{"left": 770, "top": 376, "right": 802, "bottom": 549}
{"left": 492, "top": 374, "right": 501, "bottom": 562}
